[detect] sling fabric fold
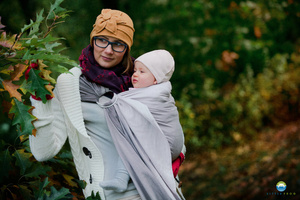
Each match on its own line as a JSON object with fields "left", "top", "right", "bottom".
{"left": 80, "top": 77, "right": 184, "bottom": 200}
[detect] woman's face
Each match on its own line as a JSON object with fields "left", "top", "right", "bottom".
{"left": 93, "top": 36, "right": 127, "bottom": 68}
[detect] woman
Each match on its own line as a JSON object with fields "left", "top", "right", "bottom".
{"left": 29, "top": 9, "right": 184, "bottom": 200}
{"left": 29, "top": 9, "right": 139, "bottom": 199}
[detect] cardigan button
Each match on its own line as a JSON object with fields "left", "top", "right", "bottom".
{"left": 90, "top": 174, "right": 93, "bottom": 184}
{"left": 83, "top": 147, "right": 92, "bottom": 158}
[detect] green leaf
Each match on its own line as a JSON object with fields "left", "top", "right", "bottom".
{"left": 35, "top": 177, "right": 50, "bottom": 199}
{"left": 21, "top": 9, "right": 45, "bottom": 35}
{"left": 22, "top": 50, "right": 77, "bottom": 67}
{"left": 9, "top": 98, "right": 37, "bottom": 135}
{"left": 20, "top": 19, "right": 35, "bottom": 34}
{"left": 24, "top": 162, "right": 51, "bottom": 178}
{"left": 21, "top": 69, "right": 51, "bottom": 103}
{"left": 30, "top": 9, "right": 45, "bottom": 36}
{"left": 47, "top": 0, "right": 66, "bottom": 20}
{"left": 0, "top": 147, "right": 12, "bottom": 180}
{"left": 57, "top": 150, "right": 73, "bottom": 159}
{"left": 23, "top": 34, "right": 63, "bottom": 49}
{"left": 44, "top": 186, "right": 71, "bottom": 200}
{"left": 48, "top": 64, "right": 74, "bottom": 74}
{"left": 86, "top": 191, "right": 101, "bottom": 200}
{"left": 73, "top": 179, "right": 87, "bottom": 190}
{"left": 45, "top": 42, "right": 61, "bottom": 52}
{"left": 13, "top": 149, "right": 32, "bottom": 175}
{"left": 19, "top": 184, "right": 33, "bottom": 200}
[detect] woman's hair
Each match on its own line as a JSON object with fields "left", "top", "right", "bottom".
{"left": 122, "top": 49, "right": 134, "bottom": 74}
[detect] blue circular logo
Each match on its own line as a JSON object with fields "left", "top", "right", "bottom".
{"left": 276, "top": 181, "right": 287, "bottom": 192}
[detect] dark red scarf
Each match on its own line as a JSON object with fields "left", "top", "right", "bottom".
{"left": 79, "top": 45, "right": 132, "bottom": 93}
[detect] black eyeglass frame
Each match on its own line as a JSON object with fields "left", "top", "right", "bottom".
{"left": 93, "top": 37, "right": 128, "bottom": 53}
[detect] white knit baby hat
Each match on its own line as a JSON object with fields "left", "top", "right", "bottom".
{"left": 135, "top": 49, "right": 175, "bottom": 83}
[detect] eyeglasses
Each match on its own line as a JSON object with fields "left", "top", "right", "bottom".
{"left": 94, "top": 37, "right": 127, "bottom": 53}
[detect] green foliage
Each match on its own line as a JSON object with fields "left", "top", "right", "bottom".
{"left": 0, "top": 128, "right": 84, "bottom": 199}
{"left": 178, "top": 52, "right": 300, "bottom": 149}
{"left": 86, "top": 191, "right": 102, "bottom": 200}
{"left": 180, "top": 121, "right": 300, "bottom": 199}
{"left": 0, "top": 0, "right": 82, "bottom": 199}
{"left": 34, "top": 178, "right": 72, "bottom": 200}
{"left": 124, "top": 0, "right": 300, "bottom": 149}
{"left": 0, "top": 0, "right": 77, "bottom": 134}
{"left": 9, "top": 98, "right": 37, "bottom": 136}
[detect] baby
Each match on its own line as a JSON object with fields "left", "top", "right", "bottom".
{"left": 131, "top": 49, "right": 174, "bottom": 88}
{"left": 99, "top": 50, "right": 185, "bottom": 193}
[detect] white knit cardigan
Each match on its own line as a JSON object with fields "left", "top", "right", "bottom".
{"left": 29, "top": 67, "right": 106, "bottom": 199}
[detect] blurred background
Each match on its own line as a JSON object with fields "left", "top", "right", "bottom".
{"left": 1, "top": 0, "right": 300, "bottom": 199}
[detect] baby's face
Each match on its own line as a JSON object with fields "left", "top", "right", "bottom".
{"left": 132, "top": 61, "right": 157, "bottom": 88}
